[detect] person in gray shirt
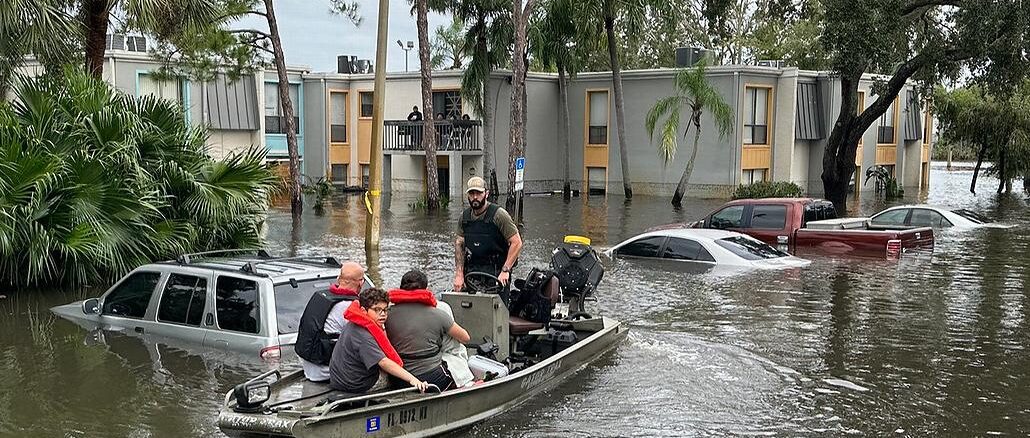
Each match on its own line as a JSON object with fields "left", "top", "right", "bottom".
{"left": 386, "top": 270, "right": 471, "bottom": 391}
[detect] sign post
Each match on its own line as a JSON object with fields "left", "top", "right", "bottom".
{"left": 514, "top": 157, "right": 525, "bottom": 223}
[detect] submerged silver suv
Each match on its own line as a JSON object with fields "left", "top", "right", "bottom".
{"left": 51, "top": 250, "right": 369, "bottom": 360}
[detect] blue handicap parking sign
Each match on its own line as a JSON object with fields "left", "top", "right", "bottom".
{"left": 367, "top": 416, "right": 380, "bottom": 432}
{"left": 515, "top": 157, "right": 525, "bottom": 170}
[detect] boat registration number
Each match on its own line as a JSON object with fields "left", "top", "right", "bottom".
{"left": 380, "top": 405, "right": 429, "bottom": 429}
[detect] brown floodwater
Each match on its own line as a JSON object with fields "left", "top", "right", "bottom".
{"left": 1, "top": 162, "right": 1028, "bottom": 437}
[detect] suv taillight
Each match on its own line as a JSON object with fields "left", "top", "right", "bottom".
{"left": 259, "top": 345, "right": 281, "bottom": 360}
{"left": 886, "top": 239, "right": 902, "bottom": 258}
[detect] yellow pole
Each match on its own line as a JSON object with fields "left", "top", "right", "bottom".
{"left": 365, "top": 0, "right": 389, "bottom": 250}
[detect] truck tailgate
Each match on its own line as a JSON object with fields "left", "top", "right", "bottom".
{"left": 795, "top": 227, "right": 934, "bottom": 258}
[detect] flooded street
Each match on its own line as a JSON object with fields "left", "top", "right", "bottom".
{"left": 2, "top": 162, "right": 1029, "bottom": 437}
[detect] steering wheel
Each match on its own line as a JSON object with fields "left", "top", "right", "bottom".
{"left": 464, "top": 272, "right": 502, "bottom": 295}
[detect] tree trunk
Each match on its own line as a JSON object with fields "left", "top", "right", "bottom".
{"left": 264, "top": 0, "right": 303, "bottom": 217}
{"left": 947, "top": 148, "right": 952, "bottom": 170}
{"left": 558, "top": 65, "right": 571, "bottom": 200}
{"left": 83, "top": 0, "right": 111, "bottom": 78}
{"left": 416, "top": 0, "right": 440, "bottom": 209}
{"left": 477, "top": 24, "right": 498, "bottom": 200}
{"left": 673, "top": 113, "right": 702, "bottom": 206}
{"left": 997, "top": 148, "right": 1006, "bottom": 194}
{"left": 970, "top": 143, "right": 987, "bottom": 194}
{"left": 605, "top": 9, "right": 632, "bottom": 198}
{"left": 822, "top": 73, "right": 867, "bottom": 215}
{"left": 506, "top": 0, "right": 532, "bottom": 212}
{"left": 1024, "top": 173, "right": 1029, "bottom": 194}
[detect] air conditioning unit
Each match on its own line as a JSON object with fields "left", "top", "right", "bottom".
{"left": 675, "top": 47, "right": 708, "bottom": 67}
{"left": 337, "top": 55, "right": 353, "bottom": 74}
{"left": 355, "top": 59, "right": 372, "bottom": 74}
{"left": 757, "top": 59, "right": 786, "bottom": 68}
{"left": 126, "top": 36, "right": 147, "bottom": 52}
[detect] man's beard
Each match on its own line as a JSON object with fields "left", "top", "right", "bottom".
{"left": 469, "top": 198, "right": 484, "bottom": 210}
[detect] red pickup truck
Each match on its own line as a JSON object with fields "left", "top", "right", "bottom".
{"left": 652, "top": 198, "right": 934, "bottom": 258}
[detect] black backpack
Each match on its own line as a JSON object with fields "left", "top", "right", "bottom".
{"left": 511, "top": 268, "right": 555, "bottom": 324}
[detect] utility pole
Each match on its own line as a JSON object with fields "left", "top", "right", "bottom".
{"left": 366, "top": 0, "right": 389, "bottom": 250}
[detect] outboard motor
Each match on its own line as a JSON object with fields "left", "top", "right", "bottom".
{"left": 549, "top": 235, "right": 604, "bottom": 315}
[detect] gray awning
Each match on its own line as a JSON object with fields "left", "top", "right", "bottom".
{"left": 795, "top": 82, "right": 824, "bottom": 140}
{"left": 903, "top": 90, "right": 922, "bottom": 141}
{"left": 205, "top": 75, "right": 259, "bottom": 131}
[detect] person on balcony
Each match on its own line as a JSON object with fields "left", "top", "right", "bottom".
{"left": 406, "top": 106, "right": 423, "bottom": 147}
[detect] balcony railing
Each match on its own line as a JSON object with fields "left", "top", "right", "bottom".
{"left": 383, "top": 120, "right": 482, "bottom": 152}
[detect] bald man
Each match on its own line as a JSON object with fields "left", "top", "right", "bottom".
{"left": 295, "top": 262, "right": 366, "bottom": 381}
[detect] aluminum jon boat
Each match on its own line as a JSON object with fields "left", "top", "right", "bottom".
{"left": 217, "top": 236, "right": 627, "bottom": 437}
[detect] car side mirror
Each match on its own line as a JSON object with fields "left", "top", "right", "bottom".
{"left": 82, "top": 298, "right": 100, "bottom": 315}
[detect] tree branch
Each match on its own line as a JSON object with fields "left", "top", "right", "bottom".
{"left": 229, "top": 29, "right": 271, "bottom": 39}
{"left": 901, "top": 0, "right": 963, "bottom": 16}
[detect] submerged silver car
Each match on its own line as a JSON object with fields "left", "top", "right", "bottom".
{"left": 51, "top": 251, "right": 368, "bottom": 360}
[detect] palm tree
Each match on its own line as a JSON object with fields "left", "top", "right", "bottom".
{"left": 0, "top": 0, "right": 79, "bottom": 91}
{"left": 645, "top": 60, "right": 734, "bottom": 206}
{"left": 530, "top": 0, "right": 579, "bottom": 199}
{"left": 0, "top": 69, "right": 278, "bottom": 287}
{"left": 579, "top": 0, "right": 673, "bottom": 198}
{"left": 415, "top": 0, "right": 441, "bottom": 209}
{"left": 451, "top": 0, "right": 511, "bottom": 198}
{"left": 431, "top": 16, "right": 467, "bottom": 69}
{"left": 506, "top": 0, "right": 534, "bottom": 212}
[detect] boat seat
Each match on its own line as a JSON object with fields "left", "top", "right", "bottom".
{"left": 509, "top": 276, "right": 560, "bottom": 336}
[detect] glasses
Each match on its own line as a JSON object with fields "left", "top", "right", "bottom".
{"left": 367, "top": 306, "right": 390, "bottom": 315}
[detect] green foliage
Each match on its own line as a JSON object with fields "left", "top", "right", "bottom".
{"left": 863, "top": 166, "right": 904, "bottom": 199}
{"left": 934, "top": 82, "right": 1030, "bottom": 189}
{"left": 529, "top": 0, "right": 580, "bottom": 76}
{"left": 0, "top": 69, "right": 279, "bottom": 287}
{"left": 431, "top": 16, "right": 467, "bottom": 70}
{"left": 645, "top": 59, "right": 734, "bottom": 164}
{"left": 407, "top": 194, "right": 450, "bottom": 211}
{"left": 732, "top": 181, "right": 804, "bottom": 200}
{"left": 0, "top": 0, "right": 80, "bottom": 91}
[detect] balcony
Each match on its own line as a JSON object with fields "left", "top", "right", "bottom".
{"left": 383, "top": 120, "right": 482, "bottom": 152}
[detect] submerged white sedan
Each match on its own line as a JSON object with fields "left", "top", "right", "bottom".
{"left": 869, "top": 205, "right": 1013, "bottom": 230}
{"left": 603, "top": 229, "right": 811, "bottom": 269}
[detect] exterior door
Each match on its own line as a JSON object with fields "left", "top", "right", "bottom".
{"left": 149, "top": 270, "right": 213, "bottom": 345}
{"left": 204, "top": 274, "right": 264, "bottom": 352}
{"left": 99, "top": 270, "right": 164, "bottom": 335}
{"left": 744, "top": 203, "right": 789, "bottom": 246}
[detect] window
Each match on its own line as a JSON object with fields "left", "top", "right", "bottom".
{"left": 587, "top": 91, "right": 609, "bottom": 144}
{"left": 359, "top": 92, "right": 373, "bottom": 118}
{"left": 264, "top": 82, "right": 300, "bottom": 134}
{"left": 877, "top": 99, "right": 896, "bottom": 144}
{"left": 716, "top": 236, "right": 788, "bottom": 260}
{"left": 744, "top": 87, "right": 770, "bottom": 144}
{"left": 102, "top": 271, "right": 161, "bottom": 318}
{"left": 952, "top": 209, "right": 988, "bottom": 224}
{"left": 360, "top": 164, "right": 370, "bottom": 188}
{"left": 870, "top": 208, "right": 909, "bottom": 227}
{"left": 803, "top": 202, "right": 838, "bottom": 225}
{"left": 216, "top": 276, "right": 260, "bottom": 334}
{"left": 587, "top": 167, "right": 606, "bottom": 195}
{"left": 750, "top": 205, "right": 787, "bottom": 229}
{"left": 273, "top": 278, "right": 337, "bottom": 334}
{"left": 331, "top": 164, "right": 348, "bottom": 183}
{"left": 138, "top": 73, "right": 183, "bottom": 104}
{"left": 662, "top": 238, "right": 715, "bottom": 262}
{"left": 616, "top": 236, "right": 666, "bottom": 258}
{"left": 741, "top": 169, "right": 766, "bottom": 184}
{"left": 157, "top": 274, "right": 207, "bottom": 326}
{"left": 432, "top": 90, "right": 463, "bottom": 119}
{"left": 909, "top": 209, "right": 952, "bottom": 228}
{"left": 710, "top": 205, "right": 745, "bottom": 229}
{"left": 330, "top": 92, "right": 347, "bottom": 143}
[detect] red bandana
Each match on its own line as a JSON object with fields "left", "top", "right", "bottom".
{"left": 343, "top": 300, "right": 403, "bottom": 366}
{"left": 387, "top": 289, "right": 437, "bottom": 307}
{"left": 329, "top": 284, "right": 358, "bottom": 296}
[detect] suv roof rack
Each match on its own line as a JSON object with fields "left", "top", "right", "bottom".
{"left": 177, "top": 249, "right": 271, "bottom": 265}
{"left": 239, "top": 256, "right": 342, "bottom": 276}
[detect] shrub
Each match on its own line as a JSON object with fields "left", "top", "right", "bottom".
{"left": 407, "top": 195, "right": 451, "bottom": 211}
{"left": 0, "top": 69, "right": 280, "bottom": 287}
{"left": 732, "top": 181, "right": 804, "bottom": 199}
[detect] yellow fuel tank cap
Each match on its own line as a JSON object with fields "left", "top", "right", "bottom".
{"left": 563, "top": 235, "right": 591, "bottom": 245}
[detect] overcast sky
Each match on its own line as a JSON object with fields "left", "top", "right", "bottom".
{"left": 240, "top": 0, "right": 451, "bottom": 73}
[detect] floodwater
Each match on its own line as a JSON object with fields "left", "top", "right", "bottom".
{"left": 2, "top": 162, "right": 1029, "bottom": 437}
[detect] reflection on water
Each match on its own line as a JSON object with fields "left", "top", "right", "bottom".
{"left": 1, "top": 162, "right": 1029, "bottom": 436}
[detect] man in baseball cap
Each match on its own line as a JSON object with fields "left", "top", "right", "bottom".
{"left": 453, "top": 176, "right": 522, "bottom": 306}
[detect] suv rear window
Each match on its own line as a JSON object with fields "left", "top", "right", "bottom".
{"left": 274, "top": 278, "right": 337, "bottom": 334}
{"left": 803, "top": 202, "right": 838, "bottom": 224}
{"left": 715, "top": 236, "right": 789, "bottom": 260}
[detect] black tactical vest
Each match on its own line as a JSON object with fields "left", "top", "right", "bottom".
{"left": 294, "top": 290, "right": 353, "bottom": 366}
{"left": 461, "top": 203, "right": 510, "bottom": 268}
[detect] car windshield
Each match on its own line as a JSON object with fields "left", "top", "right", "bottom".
{"left": 952, "top": 209, "right": 989, "bottom": 224}
{"left": 273, "top": 278, "right": 337, "bottom": 334}
{"left": 715, "top": 236, "right": 789, "bottom": 260}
